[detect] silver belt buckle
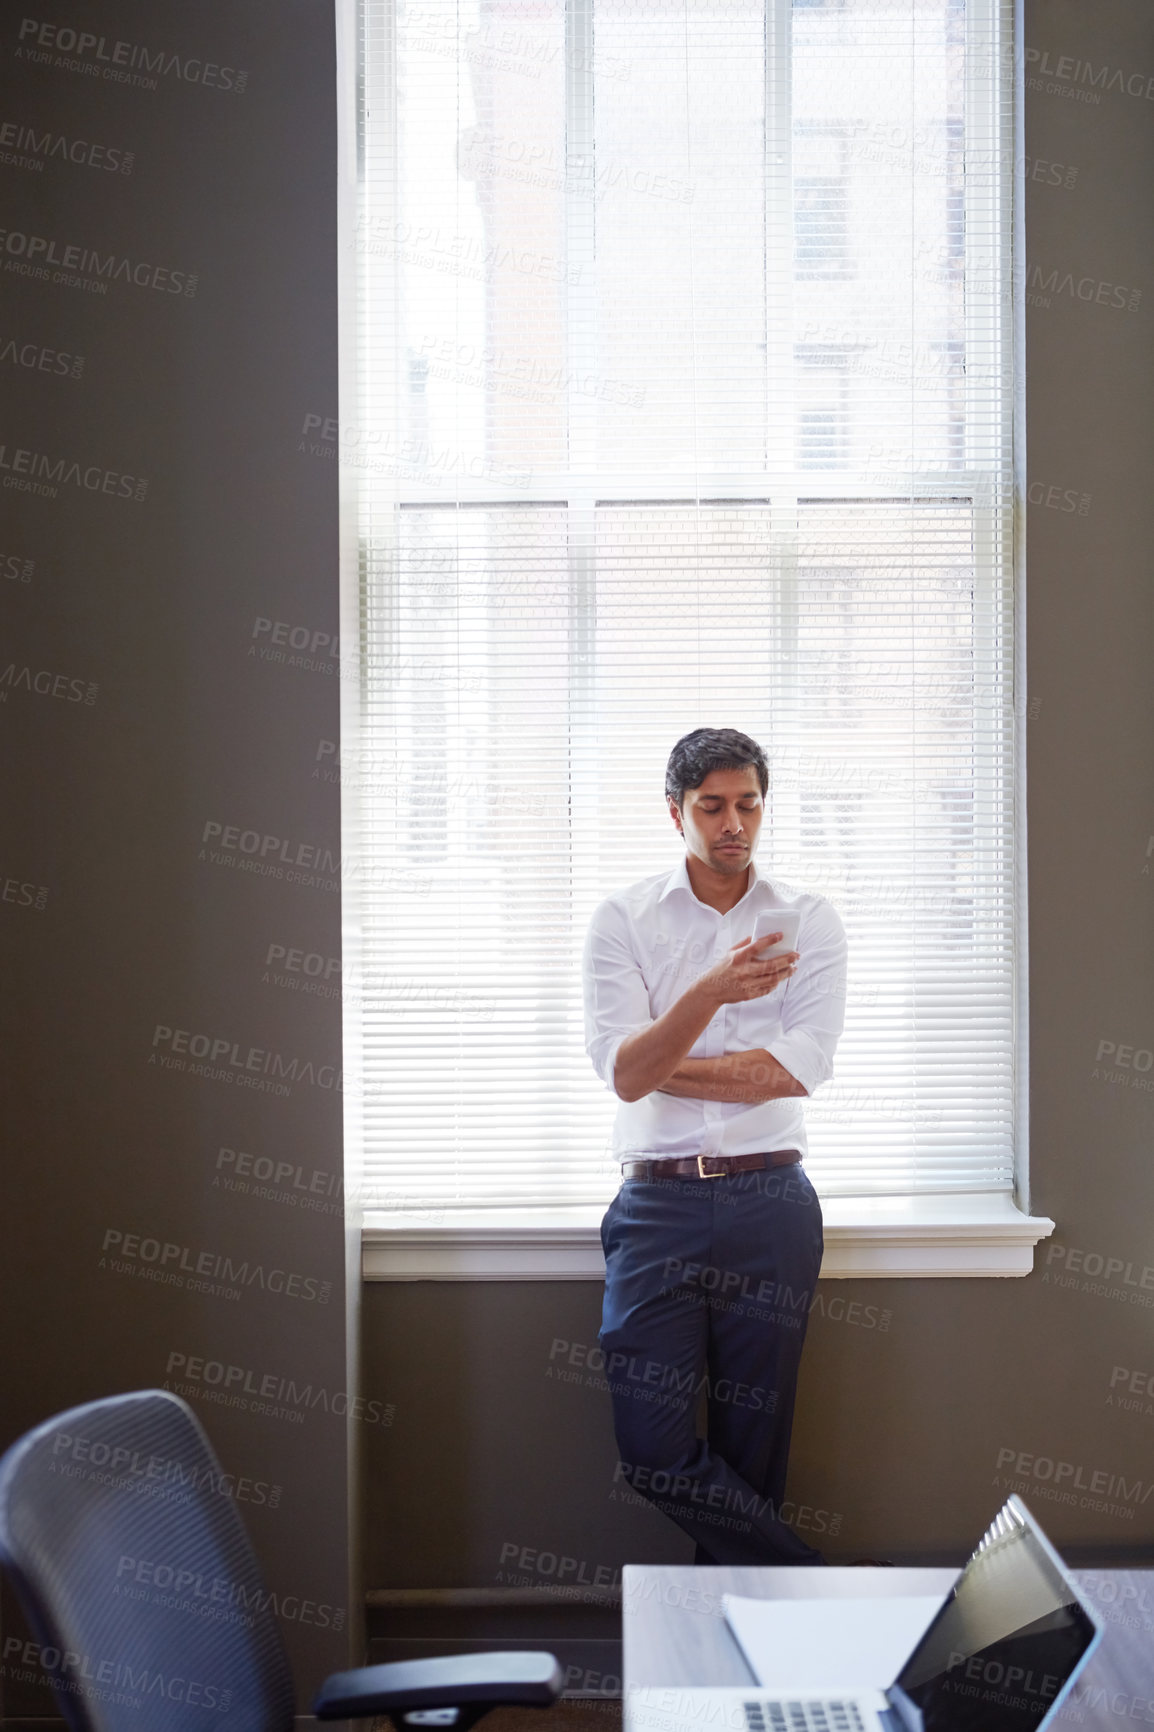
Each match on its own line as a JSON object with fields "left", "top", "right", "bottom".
{"left": 697, "top": 1153, "right": 725, "bottom": 1178}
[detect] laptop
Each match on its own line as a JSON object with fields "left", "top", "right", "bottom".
{"left": 627, "top": 1496, "right": 1103, "bottom": 1732}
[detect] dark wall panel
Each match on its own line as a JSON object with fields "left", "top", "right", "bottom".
{"left": 0, "top": 0, "right": 354, "bottom": 1713}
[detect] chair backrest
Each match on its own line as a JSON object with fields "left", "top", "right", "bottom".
{"left": 0, "top": 1389, "right": 296, "bottom": 1732}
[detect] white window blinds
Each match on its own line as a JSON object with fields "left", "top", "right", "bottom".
{"left": 355, "top": 0, "right": 1017, "bottom": 1207}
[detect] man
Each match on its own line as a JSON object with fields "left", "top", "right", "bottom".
{"left": 583, "top": 726, "right": 847, "bottom": 1565}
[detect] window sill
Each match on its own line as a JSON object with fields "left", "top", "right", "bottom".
{"left": 362, "top": 1193, "right": 1054, "bottom": 1281}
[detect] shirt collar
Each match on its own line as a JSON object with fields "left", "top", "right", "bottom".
{"left": 658, "top": 854, "right": 768, "bottom": 908}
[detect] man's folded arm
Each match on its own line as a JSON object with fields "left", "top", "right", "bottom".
{"left": 662, "top": 901, "right": 848, "bottom": 1105}
{"left": 659, "top": 1049, "right": 807, "bottom": 1104}
{"left": 584, "top": 894, "right": 848, "bottom": 1105}
{"left": 583, "top": 901, "right": 659, "bottom": 1100}
{"left": 583, "top": 899, "right": 720, "bottom": 1102}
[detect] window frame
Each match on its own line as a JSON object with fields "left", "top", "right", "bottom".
{"left": 345, "top": 0, "right": 1052, "bottom": 1276}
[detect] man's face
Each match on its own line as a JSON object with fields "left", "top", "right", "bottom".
{"left": 669, "top": 765, "right": 764, "bottom": 877}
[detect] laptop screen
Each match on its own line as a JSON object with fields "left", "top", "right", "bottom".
{"left": 891, "top": 1498, "right": 1098, "bottom": 1730}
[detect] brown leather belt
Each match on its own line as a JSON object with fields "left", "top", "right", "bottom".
{"left": 622, "top": 1149, "right": 803, "bottom": 1182}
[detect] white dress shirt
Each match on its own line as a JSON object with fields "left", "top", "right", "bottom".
{"left": 583, "top": 856, "right": 847, "bottom": 1164}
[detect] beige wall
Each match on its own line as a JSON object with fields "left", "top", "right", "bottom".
{"left": 0, "top": 0, "right": 356, "bottom": 1717}
{"left": 363, "top": 0, "right": 1154, "bottom": 1592}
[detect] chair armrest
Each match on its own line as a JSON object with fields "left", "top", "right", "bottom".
{"left": 314, "top": 1650, "right": 565, "bottom": 1722}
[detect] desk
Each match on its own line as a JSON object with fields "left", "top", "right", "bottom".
{"left": 623, "top": 1564, "right": 1154, "bottom": 1727}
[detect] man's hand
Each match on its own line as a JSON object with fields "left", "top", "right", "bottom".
{"left": 659, "top": 1048, "right": 807, "bottom": 1105}
{"left": 698, "top": 934, "right": 799, "bottom": 1006}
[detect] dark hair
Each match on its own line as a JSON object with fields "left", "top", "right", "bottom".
{"left": 665, "top": 728, "right": 769, "bottom": 807}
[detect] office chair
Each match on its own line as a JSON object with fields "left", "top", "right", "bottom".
{"left": 0, "top": 1389, "right": 563, "bottom": 1730}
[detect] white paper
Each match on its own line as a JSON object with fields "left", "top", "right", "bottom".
{"left": 723, "top": 1592, "right": 945, "bottom": 1691}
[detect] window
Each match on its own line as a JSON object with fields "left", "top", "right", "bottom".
{"left": 793, "top": 125, "right": 851, "bottom": 279}
{"left": 351, "top": 0, "right": 1027, "bottom": 1242}
{"left": 795, "top": 347, "right": 852, "bottom": 467}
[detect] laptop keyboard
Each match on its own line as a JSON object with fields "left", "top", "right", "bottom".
{"left": 744, "top": 1701, "right": 865, "bottom": 1732}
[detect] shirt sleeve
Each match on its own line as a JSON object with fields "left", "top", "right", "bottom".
{"left": 762, "top": 896, "right": 848, "bottom": 1096}
{"left": 583, "top": 897, "right": 653, "bottom": 1097}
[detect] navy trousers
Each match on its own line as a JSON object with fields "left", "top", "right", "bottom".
{"left": 599, "top": 1164, "right": 826, "bottom": 1565}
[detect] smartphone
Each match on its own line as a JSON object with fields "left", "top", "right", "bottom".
{"left": 751, "top": 908, "right": 802, "bottom": 960}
